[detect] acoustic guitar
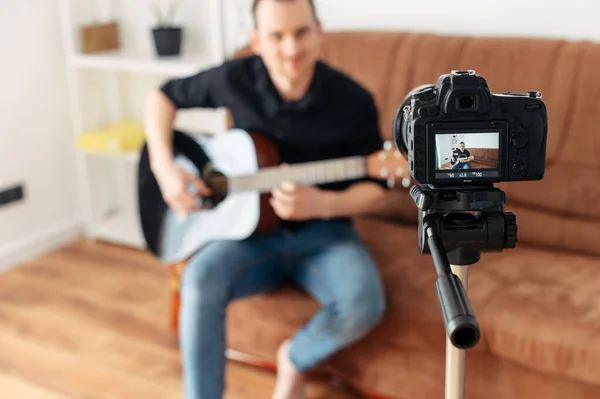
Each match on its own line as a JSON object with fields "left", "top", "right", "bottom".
{"left": 137, "top": 129, "right": 411, "bottom": 264}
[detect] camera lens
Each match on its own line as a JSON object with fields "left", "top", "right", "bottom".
{"left": 459, "top": 96, "right": 475, "bottom": 109}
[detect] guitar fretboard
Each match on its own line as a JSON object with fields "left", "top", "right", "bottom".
{"left": 228, "top": 156, "right": 367, "bottom": 193}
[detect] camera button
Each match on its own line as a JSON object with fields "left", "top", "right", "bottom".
{"left": 511, "top": 134, "right": 529, "bottom": 149}
{"left": 512, "top": 162, "right": 526, "bottom": 174}
{"left": 525, "top": 103, "right": 541, "bottom": 110}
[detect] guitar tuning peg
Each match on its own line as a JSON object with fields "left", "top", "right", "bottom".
{"left": 402, "top": 177, "right": 411, "bottom": 188}
{"left": 387, "top": 177, "right": 396, "bottom": 188}
{"left": 395, "top": 167, "right": 404, "bottom": 176}
{"left": 383, "top": 140, "right": 393, "bottom": 151}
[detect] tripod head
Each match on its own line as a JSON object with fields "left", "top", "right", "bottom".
{"left": 410, "top": 183, "right": 518, "bottom": 349}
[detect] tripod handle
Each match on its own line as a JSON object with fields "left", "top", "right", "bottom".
{"left": 425, "top": 223, "right": 480, "bottom": 349}
{"left": 436, "top": 273, "right": 480, "bottom": 349}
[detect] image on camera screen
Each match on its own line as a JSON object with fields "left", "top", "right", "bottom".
{"left": 435, "top": 132, "right": 499, "bottom": 172}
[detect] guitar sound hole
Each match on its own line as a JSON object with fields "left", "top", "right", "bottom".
{"left": 206, "top": 170, "right": 228, "bottom": 207}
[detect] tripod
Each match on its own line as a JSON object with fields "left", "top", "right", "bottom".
{"left": 410, "top": 183, "right": 518, "bottom": 399}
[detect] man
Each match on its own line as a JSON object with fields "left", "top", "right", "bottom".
{"left": 451, "top": 141, "right": 475, "bottom": 169}
{"left": 143, "top": 1, "right": 391, "bottom": 398}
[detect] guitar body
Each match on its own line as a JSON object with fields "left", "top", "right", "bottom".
{"left": 137, "top": 129, "right": 280, "bottom": 264}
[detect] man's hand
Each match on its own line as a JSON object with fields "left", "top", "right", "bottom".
{"left": 270, "top": 181, "right": 333, "bottom": 221}
{"left": 154, "top": 161, "right": 212, "bottom": 216}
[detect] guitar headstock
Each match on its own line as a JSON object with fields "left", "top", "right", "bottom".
{"left": 367, "top": 141, "right": 413, "bottom": 188}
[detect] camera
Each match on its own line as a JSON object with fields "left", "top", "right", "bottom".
{"left": 393, "top": 70, "right": 548, "bottom": 185}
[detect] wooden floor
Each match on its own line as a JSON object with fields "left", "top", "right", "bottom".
{"left": 0, "top": 239, "right": 357, "bottom": 399}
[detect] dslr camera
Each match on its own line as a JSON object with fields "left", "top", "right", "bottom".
{"left": 389, "top": 70, "right": 549, "bottom": 360}
{"left": 393, "top": 70, "right": 548, "bottom": 185}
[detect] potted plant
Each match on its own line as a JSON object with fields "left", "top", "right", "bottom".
{"left": 151, "top": 1, "right": 183, "bottom": 56}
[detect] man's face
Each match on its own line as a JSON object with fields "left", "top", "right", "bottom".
{"left": 460, "top": 144, "right": 465, "bottom": 151}
{"left": 250, "top": 0, "right": 323, "bottom": 83}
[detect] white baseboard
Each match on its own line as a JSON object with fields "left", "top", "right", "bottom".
{"left": 0, "top": 219, "right": 84, "bottom": 273}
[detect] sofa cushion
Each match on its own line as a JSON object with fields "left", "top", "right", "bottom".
{"left": 474, "top": 246, "right": 600, "bottom": 386}
{"left": 355, "top": 217, "right": 600, "bottom": 386}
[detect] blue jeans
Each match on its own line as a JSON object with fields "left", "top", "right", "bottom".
{"left": 451, "top": 162, "right": 470, "bottom": 169}
{"left": 178, "top": 219, "right": 386, "bottom": 399}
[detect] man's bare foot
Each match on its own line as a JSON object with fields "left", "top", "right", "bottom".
{"left": 272, "top": 339, "right": 306, "bottom": 399}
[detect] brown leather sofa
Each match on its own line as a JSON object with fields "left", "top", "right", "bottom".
{"left": 440, "top": 148, "right": 499, "bottom": 170}
{"left": 168, "top": 31, "right": 600, "bottom": 398}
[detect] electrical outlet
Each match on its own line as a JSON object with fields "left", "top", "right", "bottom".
{"left": 0, "top": 184, "right": 25, "bottom": 207}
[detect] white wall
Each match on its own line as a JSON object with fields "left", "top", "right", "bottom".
{"left": 458, "top": 133, "right": 499, "bottom": 149}
{"left": 435, "top": 135, "right": 455, "bottom": 168}
{"left": 314, "top": 0, "right": 600, "bottom": 41}
{"left": 0, "top": 2, "right": 80, "bottom": 271}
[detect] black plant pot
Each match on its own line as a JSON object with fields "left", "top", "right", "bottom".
{"left": 152, "top": 27, "right": 182, "bottom": 56}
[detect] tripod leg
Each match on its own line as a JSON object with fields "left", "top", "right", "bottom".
{"left": 445, "top": 264, "right": 469, "bottom": 399}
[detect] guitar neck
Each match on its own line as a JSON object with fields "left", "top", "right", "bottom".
{"left": 228, "top": 156, "right": 368, "bottom": 193}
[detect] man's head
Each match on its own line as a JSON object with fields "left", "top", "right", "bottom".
{"left": 459, "top": 142, "right": 465, "bottom": 151}
{"left": 250, "top": 0, "right": 323, "bottom": 84}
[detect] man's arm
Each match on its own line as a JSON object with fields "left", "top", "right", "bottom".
{"left": 322, "top": 182, "right": 387, "bottom": 218}
{"left": 143, "top": 65, "right": 228, "bottom": 215}
{"left": 144, "top": 65, "right": 227, "bottom": 173}
{"left": 145, "top": 90, "right": 178, "bottom": 175}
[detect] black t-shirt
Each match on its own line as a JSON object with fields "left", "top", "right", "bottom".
{"left": 452, "top": 149, "right": 471, "bottom": 164}
{"left": 159, "top": 55, "right": 388, "bottom": 227}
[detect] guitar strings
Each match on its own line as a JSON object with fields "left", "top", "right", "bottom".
{"left": 200, "top": 157, "right": 368, "bottom": 193}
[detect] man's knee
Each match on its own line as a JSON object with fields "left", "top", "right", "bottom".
{"left": 332, "top": 287, "right": 387, "bottom": 341}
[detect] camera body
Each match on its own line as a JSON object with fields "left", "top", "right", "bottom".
{"left": 393, "top": 70, "right": 548, "bottom": 186}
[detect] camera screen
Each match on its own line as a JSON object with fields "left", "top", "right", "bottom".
{"left": 434, "top": 132, "right": 500, "bottom": 180}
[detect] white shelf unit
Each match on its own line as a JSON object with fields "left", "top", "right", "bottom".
{"left": 58, "top": 0, "right": 228, "bottom": 249}
{"left": 70, "top": 51, "right": 215, "bottom": 76}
